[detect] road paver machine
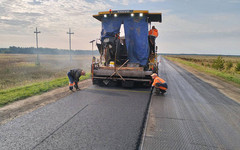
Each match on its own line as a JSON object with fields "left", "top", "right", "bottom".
{"left": 92, "top": 10, "right": 162, "bottom": 87}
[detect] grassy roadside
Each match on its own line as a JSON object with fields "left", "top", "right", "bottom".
{"left": 165, "top": 56, "right": 240, "bottom": 86}
{"left": 0, "top": 73, "right": 91, "bottom": 107}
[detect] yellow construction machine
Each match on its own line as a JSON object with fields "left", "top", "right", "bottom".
{"left": 91, "top": 10, "right": 162, "bottom": 87}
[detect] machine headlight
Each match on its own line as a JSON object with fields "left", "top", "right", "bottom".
{"left": 104, "top": 38, "right": 109, "bottom": 43}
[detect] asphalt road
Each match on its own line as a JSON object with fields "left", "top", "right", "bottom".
{"left": 142, "top": 57, "right": 240, "bottom": 150}
{"left": 1, "top": 56, "right": 239, "bottom": 150}
{"left": 0, "top": 85, "right": 151, "bottom": 150}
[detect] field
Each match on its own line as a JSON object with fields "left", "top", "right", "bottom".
{"left": 0, "top": 54, "right": 93, "bottom": 90}
{"left": 0, "top": 54, "right": 93, "bottom": 106}
{"left": 165, "top": 55, "right": 240, "bottom": 85}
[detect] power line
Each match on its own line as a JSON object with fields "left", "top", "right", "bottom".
{"left": 34, "top": 27, "right": 41, "bottom": 65}
{"left": 67, "top": 28, "right": 74, "bottom": 62}
{"left": 89, "top": 40, "right": 95, "bottom": 56}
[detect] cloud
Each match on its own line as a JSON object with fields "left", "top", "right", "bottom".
{"left": 138, "top": 0, "right": 165, "bottom": 3}
{"left": 28, "top": 0, "right": 42, "bottom": 5}
{"left": 13, "top": 12, "right": 44, "bottom": 17}
{"left": 122, "top": 0, "right": 129, "bottom": 5}
{"left": 0, "top": 0, "right": 110, "bottom": 31}
{"left": 160, "top": 13, "right": 240, "bottom": 36}
{"left": 0, "top": 0, "right": 111, "bottom": 49}
{"left": 0, "top": 19, "right": 31, "bottom": 26}
{"left": 155, "top": 12, "right": 240, "bottom": 54}
{"left": 110, "top": 0, "right": 166, "bottom": 4}
{"left": 150, "top": 0, "right": 165, "bottom": 2}
{"left": 229, "top": 0, "right": 240, "bottom": 3}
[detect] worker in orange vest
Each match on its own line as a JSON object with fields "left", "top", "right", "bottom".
{"left": 148, "top": 26, "right": 158, "bottom": 54}
{"left": 151, "top": 73, "right": 168, "bottom": 95}
{"left": 67, "top": 69, "right": 86, "bottom": 91}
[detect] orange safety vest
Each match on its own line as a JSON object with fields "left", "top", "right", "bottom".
{"left": 148, "top": 28, "right": 158, "bottom": 37}
{"left": 152, "top": 76, "right": 167, "bottom": 90}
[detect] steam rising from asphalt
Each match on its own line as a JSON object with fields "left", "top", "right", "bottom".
{"left": 0, "top": 53, "right": 94, "bottom": 90}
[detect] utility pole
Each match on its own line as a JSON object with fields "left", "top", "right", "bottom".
{"left": 34, "top": 27, "right": 40, "bottom": 65}
{"left": 67, "top": 28, "right": 74, "bottom": 62}
{"left": 90, "top": 40, "right": 95, "bottom": 56}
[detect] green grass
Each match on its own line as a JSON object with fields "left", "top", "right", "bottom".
{"left": 0, "top": 73, "right": 91, "bottom": 107}
{"left": 0, "top": 54, "right": 93, "bottom": 90}
{"left": 165, "top": 56, "right": 240, "bottom": 86}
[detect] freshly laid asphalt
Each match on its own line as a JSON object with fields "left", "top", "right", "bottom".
{"left": 142, "top": 57, "right": 240, "bottom": 150}
{"left": 1, "top": 56, "right": 240, "bottom": 150}
{"left": 0, "top": 86, "right": 151, "bottom": 150}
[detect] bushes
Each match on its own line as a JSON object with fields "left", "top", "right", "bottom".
{"left": 167, "top": 55, "right": 240, "bottom": 74}
{"left": 225, "top": 61, "right": 233, "bottom": 71}
{"left": 236, "top": 62, "right": 240, "bottom": 72}
{"left": 212, "top": 56, "right": 225, "bottom": 71}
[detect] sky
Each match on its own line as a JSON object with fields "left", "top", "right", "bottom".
{"left": 0, "top": 0, "right": 240, "bottom": 55}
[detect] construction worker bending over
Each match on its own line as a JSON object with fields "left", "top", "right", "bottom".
{"left": 67, "top": 69, "right": 86, "bottom": 91}
{"left": 151, "top": 73, "right": 168, "bottom": 95}
{"left": 148, "top": 26, "right": 158, "bottom": 54}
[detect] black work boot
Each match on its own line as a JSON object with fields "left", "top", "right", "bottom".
{"left": 160, "top": 90, "right": 166, "bottom": 95}
{"left": 155, "top": 88, "right": 160, "bottom": 96}
{"left": 74, "top": 84, "right": 80, "bottom": 91}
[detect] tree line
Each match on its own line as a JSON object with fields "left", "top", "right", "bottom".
{"left": 0, "top": 46, "right": 99, "bottom": 55}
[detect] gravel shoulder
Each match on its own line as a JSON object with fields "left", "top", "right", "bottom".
{"left": 0, "top": 79, "right": 92, "bottom": 125}
{"left": 169, "top": 60, "right": 240, "bottom": 104}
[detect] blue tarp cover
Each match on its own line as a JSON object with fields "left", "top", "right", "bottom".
{"left": 101, "top": 16, "right": 149, "bottom": 66}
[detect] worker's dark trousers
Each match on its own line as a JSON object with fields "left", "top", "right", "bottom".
{"left": 67, "top": 72, "right": 74, "bottom": 89}
{"left": 67, "top": 72, "right": 79, "bottom": 90}
{"left": 67, "top": 72, "right": 74, "bottom": 83}
{"left": 155, "top": 83, "right": 168, "bottom": 94}
{"left": 149, "top": 36, "right": 156, "bottom": 54}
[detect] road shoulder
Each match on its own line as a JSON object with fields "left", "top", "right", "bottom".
{"left": 169, "top": 60, "right": 240, "bottom": 104}
{"left": 0, "top": 79, "right": 92, "bottom": 125}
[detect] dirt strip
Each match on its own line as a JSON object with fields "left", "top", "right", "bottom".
{"left": 169, "top": 60, "right": 240, "bottom": 104}
{"left": 0, "top": 79, "right": 92, "bottom": 125}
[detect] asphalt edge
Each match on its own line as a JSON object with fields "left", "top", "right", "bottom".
{"left": 136, "top": 91, "right": 153, "bottom": 150}
{"left": 0, "top": 79, "right": 92, "bottom": 125}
